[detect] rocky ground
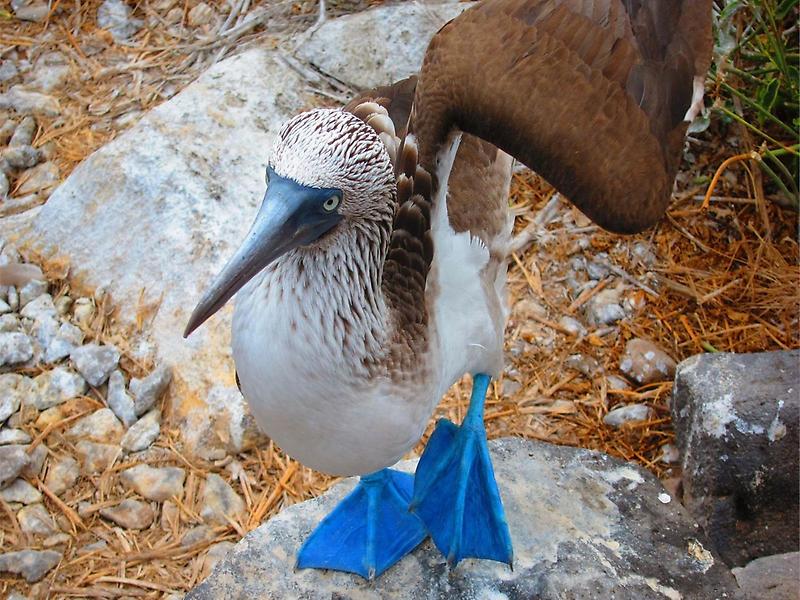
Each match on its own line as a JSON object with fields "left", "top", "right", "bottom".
{"left": 1, "top": 0, "right": 798, "bottom": 598}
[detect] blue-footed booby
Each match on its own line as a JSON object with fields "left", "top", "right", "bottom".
{"left": 184, "top": 0, "right": 712, "bottom": 580}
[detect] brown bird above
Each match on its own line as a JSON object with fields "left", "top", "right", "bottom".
{"left": 184, "top": 0, "right": 713, "bottom": 580}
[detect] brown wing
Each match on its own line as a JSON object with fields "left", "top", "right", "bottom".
{"left": 412, "top": 0, "right": 713, "bottom": 234}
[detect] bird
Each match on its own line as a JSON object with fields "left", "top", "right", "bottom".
{"left": 184, "top": 0, "right": 712, "bottom": 581}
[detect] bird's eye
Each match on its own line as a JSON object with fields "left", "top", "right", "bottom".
{"left": 322, "top": 195, "right": 341, "bottom": 212}
{"left": 264, "top": 170, "right": 270, "bottom": 185}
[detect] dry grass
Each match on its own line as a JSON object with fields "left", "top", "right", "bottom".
{"left": 1, "top": 1, "right": 799, "bottom": 598}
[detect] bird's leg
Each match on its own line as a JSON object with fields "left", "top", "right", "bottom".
{"left": 410, "top": 373, "right": 513, "bottom": 568}
{"left": 296, "top": 468, "right": 427, "bottom": 579}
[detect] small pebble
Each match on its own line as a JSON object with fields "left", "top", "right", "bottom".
{"left": 0, "top": 332, "right": 33, "bottom": 366}
{"left": 23, "top": 443, "right": 47, "bottom": 478}
{"left": 121, "top": 408, "right": 161, "bottom": 452}
{"left": 6, "top": 287, "right": 18, "bottom": 311}
{"left": 19, "top": 281, "right": 49, "bottom": 308}
{"left": 200, "top": 473, "right": 245, "bottom": 525}
{"left": 0, "top": 120, "right": 16, "bottom": 144}
{"left": 0, "top": 478, "right": 42, "bottom": 504}
{"left": 558, "top": 315, "right": 587, "bottom": 337}
{"left": 45, "top": 322, "right": 85, "bottom": 363}
{"left": 119, "top": 463, "right": 184, "bottom": 502}
{"left": 0, "top": 314, "right": 20, "bottom": 332}
{"left": 17, "top": 161, "right": 60, "bottom": 195}
{"left": 19, "top": 292, "right": 56, "bottom": 319}
{"left": 65, "top": 408, "right": 123, "bottom": 444}
{"left": 565, "top": 353, "right": 602, "bottom": 378}
{"left": 0, "top": 85, "right": 60, "bottom": 117}
{"left": 0, "top": 549, "right": 62, "bottom": 583}
{"left": 619, "top": 338, "right": 677, "bottom": 385}
{"left": 0, "top": 428, "right": 31, "bottom": 445}
{"left": 585, "top": 289, "right": 626, "bottom": 326}
{"left": 100, "top": 499, "right": 154, "bottom": 530}
{"left": 0, "top": 374, "right": 29, "bottom": 421}
{"left": 107, "top": 370, "right": 137, "bottom": 427}
{"left": 17, "top": 503, "right": 57, "bottom": 535}
{"left": 97, "top": 0, "right": 143, "bottom": 41}
{"left": 659, "top": 443, "right": 681, "bottom": 465}
{"left": 0, "top": 171, "right": 8, "bottom": 199}
{"left": 27, "top": 52, "right": 70, "bottom": 93}
{"left": 131, "top": 364, "right": 172, "bottom": 416}
{"left": 8, "top": 115, "right": 36, "bottom": 147}
{"left": 603, "top": 403, "right": 652, "bottom": 428}
{"left": 54, "top": 295, "right": 72, "bottom": 315}
{"left": 606, "top": 374, "right": 631, "bottom": 391}
{"left": 70, "top": 343, "right": 120, "bottom": 387}
{"left": 188, "top": 2, "right": 214, "bottom": 26}
{"left": 181, "top": 524, "right": 215, "bottom": 547}
{"left": 44, "top": 455, "right": 79, "bottom": 496}
{"left": 13, "top": 1, "right": 50, "bottom": 22}
{"left": 71, "top": 297, "right": 95, "bottom": 326}
{"left": 75, "top": 440, "right": 120, "bottom": 474}
{"left": 31, "top": 367, "right": 88, "bottom": 410}
{"left": 42, "top": 532, "right": 71, "bottom": 547}
{"left": 658, "top": 492, "right": 672, "bottom": 504}
{"left": 77, "top": 540, "right": 108, "bottom": 555}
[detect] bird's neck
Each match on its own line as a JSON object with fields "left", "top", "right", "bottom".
{"left": 257, "top": 215, "right": 396, "bottom": 376}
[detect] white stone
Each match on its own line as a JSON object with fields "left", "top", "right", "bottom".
{"left": 200, "top": 473, "right": 244, "bottom": 525}
{"left": 131, "top": 364, "right": 172, "bottom": 416}
{"left": 31, "top": 367, "right": 87, "bottom": 409}
{"left": 297, "top": 2, "right": 470, "bottom": 89}
{"left": 70, "top": 343, "right": 120, "bottom": 387}
{"left": 0, "top": 478, "right": 42, "bottom": 504}
{"left": 100, "top": 498, "right": 154, "bottom": 529}
{"left": 120, "top": 464, "right": 185, "bottom": 501}
{"left": 0, "top": 331, "right": 33, "bottom": 366}
{"left": 603, "top": 403, "right": 652, "bottom": 428}
{"left": 0, "top": 373, "right": 30, "bottom": 421}
{"left": 44, "top": 455, "right": 79, "bottom": 496}
{"left": 18, "top": 503, "right": 57, "bottom": 535}
{"left": 107, "top": 369, "right": 136, "bottom": 426}
{"left": 121, "top": 408, "right": 161, "bottom": 451}
{"left": 97, "top": 0, "right": 143, "bottom": 41}
{"left": 65, "top": 408, "right": 123, "bottom": 443}
{"left": 18, "top": 161, "right": 60, "bottom": 195}
{"left": 0, "top": 428, "right": 31, "bottom": 445}
{"left": 0, "top": 445, "right": 29, "bottom": 488}
{"left": 44, "top": 322, "right": 84, "bottom": 363}
{"left": 0, "top": 85, "right": 60, "bottom": 116}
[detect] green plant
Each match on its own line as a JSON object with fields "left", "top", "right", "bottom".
{"left": 708, "top": 0, "right": 799, "bottom": 208}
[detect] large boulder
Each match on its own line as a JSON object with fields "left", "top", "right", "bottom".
{"left": 5, "top": 4, "right": 464, "bottom": 458}
{"left": 298, "top": 2, "right": 470, "bottom": 89}
{"left": 187, "top": 438, "right": 739, "bottom": 599}
{"left": 672, "top": 350, "right": 799, "bottom": 567}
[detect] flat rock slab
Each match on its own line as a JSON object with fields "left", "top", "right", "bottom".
{"left": 188, "top": 438, "right": 739, "bottom": 599}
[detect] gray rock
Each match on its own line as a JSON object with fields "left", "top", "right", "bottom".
{"left": 12, "top": 0, "right": 49, "bottom": 21}
{"left": 0, "top": 549, "right": 61, "bottom": 582}
{"left": 19, "top": 291, "right": 55, "bottom": 319}
{"left": 585, "top": 288, "right": 626, "bottom": 326}
{"left": 200, "top": 473, "right": 245, "bottom": 526}
{"left": 70, "top": 343, "right": 120, "bottom": 387}
{"left": 31, "top": 367, "right": 87, "bottom": 410}
{"left": 0, "top": 428, "right": 31, "bottom": 445}
{"left": 0, "top": 374, "right": 29, "bottom": 422}
{"left": 100, "top": 498, "right": 154, "bottom": 530}
{"left": 672, "top": 350, "right": 799, "bottom": 567}
{"left": 97, "top": 0, "right": 143, "bottom": 41}
{"left": 0, "top": 313, "right": 19, "bottom": 332}
{"left": 27, "top": 52, "right": 70, "bottom": 92}
{"left": 603, "top": 403, "right": 652, "bottom": 428}
{"left": 0, "top": 331, "right": 33, "bottom": 365}
{"left": 17, "top": 503, "right": 57, "bottom": 535}
{"left": 65, "top": 408, "right": 123, "bottom": 444}
{"left": 619, "top": 338, "right": 677, "bottom": 385}
{"left": 182, "top": 524, "right": 215, "bottom": 546}
{"left": 558, "top": 315, "right": 587, "bottom": 337}
{"left": 120, "top": 464, "right": 184, "bottom": 502}
{"left": 17, "top": 161, "right": 60, "bottom": 195}
{"left": 44, "top": 455, "right": 79, "bottom": 496}
{"left": 106, "top": 370, "right": 136, "bottom": 426}
{"left": 18, "top": 280, "right": 47, "bottom": 307}
{"left": 0, "top": 478, "right": 41, "bottom": 504}
{"left": 606, "top": 374, "right": 631, "bottom": 391}
{"left": 44, "top": 322, "right": 84, "bottom": 363}
{"left": 565, "top": 353, "right": 602, "bottom": 378}
{"left": 0, "top": 171, "right": 8, "bottom": 199}
{"left": 585, "top": 254, "right": 611, "bottom": 279}
{"left": 0, "top": 61, "right": 18, "bottom": 84}
{"left": 298, "top": 2, "right": 470, "bottom": 89}
{"left": 75, "top": 440, "right": 121, "bottom": 474}
{"left": 732, "top": 552, "right": 799, "bottom": 600}
{"left": 632, "top": 241, "right": 657, "bottom": 267}
{"left": 189, "top": 438, "right": 739, "bottom": 599}
{"left": 121, "top": 408, "right": 161, "bottom": 451}
{"left": 0, "top": 85, "right": 60, "bottom": 117}
{"left": 131, "top": 364, "right": 172, "bottom": 416}
{"left": 23, "top": 443, "right": 47, "bottom": 479}
{"left": 9, "top": 115, "right": 36, "bottom": 147}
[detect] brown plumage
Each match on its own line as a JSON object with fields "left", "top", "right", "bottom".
{"left": 411, "top": 0, "right": 712, "bottom": 234}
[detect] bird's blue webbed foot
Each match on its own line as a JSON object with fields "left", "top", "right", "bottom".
{"left": 410, "top": 373, "right": 513, "bottom": 567}
{"left": 296, "top": 468, "right": 427, "bottom": 579}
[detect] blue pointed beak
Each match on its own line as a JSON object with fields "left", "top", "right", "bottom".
{"left": 184, "top": 170, "right": 343, "bottom": 337}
